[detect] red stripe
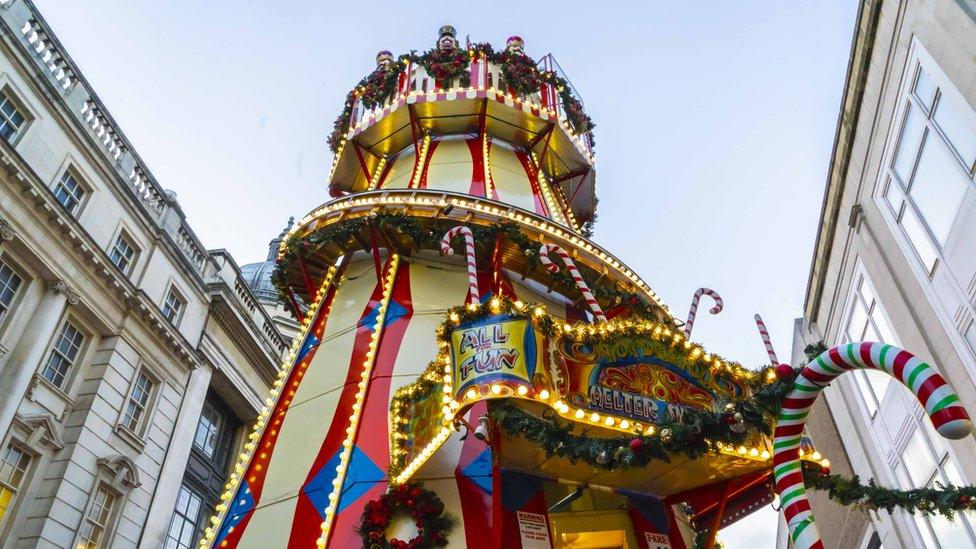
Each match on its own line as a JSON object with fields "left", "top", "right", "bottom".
{"left": 783, "top": 498, "right": 811, "bottom": 518}
{"left": 775, "top": 471, "right": 804, "bottom": 493}
{"left": 782, "top": 396, "right": 817, "bottom": 409}
{"left": 417, "top": 138, "right": 440, "bottom": 189}
{"left": 891, "top": 349, "right": 913, "bottom": 381}
{"left": 859, "top": 342, "right": 875, "bottom": 370}
{"left": 774, "top": 423, "right": 805, "bottom": 438}
{"left": 803, "top": 369, "right": 832, "bottom": 385}
{"left": 467, "top": 136, "right": 487, "bottom": 197}
{"left": 931, "top": 405, "right": 970, "bottom": 429}
{"left": 514, "top": 149, "right": 550, "bottom": 217}
{"left": 916, "top": 373, "right": 948, "bottom": 407}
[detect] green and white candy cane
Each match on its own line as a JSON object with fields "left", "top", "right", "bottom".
{"left": 774, "top": 342, "right": 973, "bottom": 549}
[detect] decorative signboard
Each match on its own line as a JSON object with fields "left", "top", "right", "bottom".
{"left": 450, "top": 316, "right": 538, "bottom": 398}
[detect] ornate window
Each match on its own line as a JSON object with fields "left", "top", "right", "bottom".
{"left": 0, "top": 89, "right": 27, "bottom": 143}
{"left": 0, "top": 259, "right": 23, "bottom": 325}
{"left": 0, "top": 443, "right": 31, "bottom": 529}
{"left": 108, "top": 232, "right": 136, "bottom": 275}
{"left": 52, "top": 170, "right": 86, "bottom": 215}
{"left": 40, "top": 320, "right": 84, "bottom": 389}
{"left": 164, "top": 484, "right": 205, "bottom": 549}
{"left": 77, "top": 484, "right": 117, "bottom": 548}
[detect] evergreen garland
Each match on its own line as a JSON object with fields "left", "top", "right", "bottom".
{"left": 325, "top": 43, "right": 596, "bottom": 153}
{"left": 272, "top": 211, "right": 660, "bottom": 319}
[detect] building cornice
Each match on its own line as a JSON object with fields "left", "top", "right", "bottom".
{"left": 803, "top": 0, "right": 882, "bottom": 322}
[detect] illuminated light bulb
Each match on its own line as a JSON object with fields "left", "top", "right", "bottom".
{"left": 619, "top": 420, "right": 630, "bottom": 429}
{"left": 821, "top": 459, "right": 831, "bottom": 468}
{"left": 575, "top": 409, "right": 585, "bottom": 419}
{"left": 737, "top": 446, "right": 747, "bottom": 455}
{"left": 811, "top": 451, "right": 822, "bottom": 461}
{"left": 491, "top": 384, "right": 502, "bottom": 395}
{"left": 590, "top": 413, "right": 600, "bottom": 423}
{"left": 517, "top": 385, "right": 529, "bottom": 396}
{"left": 749, "top": 448, "right": 759, "bottom": 457}
{"left": 604, "top": 417, "right": 615, "bottom": 427}
{"left": 466, "top": 388, "right": 477, "bottom": 400}
{"left": 761, "top": 450, "right": 771, "bottom": 460}
{"left": 538, "top": 389, "right": 550, "bottom": 400}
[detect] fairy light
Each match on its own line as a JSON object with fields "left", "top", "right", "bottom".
{"left": 482, "top": 132, "right": 495, "bottom": 199}
{"left": 409, "top": 134, "right": 432, "bottom": 189}
{"left": 315, "top": 255, "right": 400, "bottom": 547}
{"left": 366, "top": 155, "right": 388, "bottom": 190}
{"left": 531, "top": 150, "right": 578, "bottom": 231}
{"left": 200, "top": 264, "right": 340, "bottom": 547}
{"left": 279, "top": 189, "right": 674, "bottom": 319}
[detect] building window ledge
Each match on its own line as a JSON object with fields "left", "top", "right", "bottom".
{"left": 112, "top": 423, "right": 146, "bottom": 454}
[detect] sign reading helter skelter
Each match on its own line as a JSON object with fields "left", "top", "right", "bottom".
{"left": 205, "top": 25, "right": 976, "bottom": 549}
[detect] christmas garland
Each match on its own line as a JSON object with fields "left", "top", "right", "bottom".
{"left": 272, "top": 211, "right": 660, "bottom": 319}
{"left": 326, "top": 43, "right": 596, "bottom": 153}
{"left": 358, "top": 482, "right": 454, "bottom": 549}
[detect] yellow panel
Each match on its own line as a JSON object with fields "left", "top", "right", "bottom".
{"left": 237, "top": 495, "right": 305, "bottom": 548}
{"left": 408, "top": 258, "right": 471, "bottom": 313}
{"left": 424, "top": 139, "right": 473, "bottom": 194}
{"left": 492, "top": 165, "right": 536, "bottom": 213}
{"left": 489, "top": 145, "right": 526, "bottom": 174}
{"left": 382, "top": 149, "right": 416, "bottom": 189}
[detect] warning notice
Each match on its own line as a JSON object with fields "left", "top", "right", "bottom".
{"left": 644, "top": 532, "right": 672, "bottom": 549}
{"left": 517, "top": 511, "right": 551, "bottom": 549}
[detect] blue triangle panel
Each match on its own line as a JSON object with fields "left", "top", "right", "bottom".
{"left": 460, "top": 448, "right": 493, "bottom": 495}
{"left": 215, "top": 480, "right": 255, "bottom": 543}
{"left": 302, "top": 450, "right": 342, "bottom": 521}
{"left": 337, "top": 445, "right": 385, "bottom": 513}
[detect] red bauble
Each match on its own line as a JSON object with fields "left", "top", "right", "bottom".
{"left": 629, "top": 438, "right": 644, "bottom": 451}
{"left": 776, "top": 364, "right": 794, "bottom": 380}
{"left": 821, "top": 466, "right": 830, "bottom": 475}
{"left": 725, "top": 413, "right": 736, "bottom": 425}
{"left": 961, "top": 495, "right": 972, "bottom": 505}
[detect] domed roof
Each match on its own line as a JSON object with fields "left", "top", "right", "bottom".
{"left": 241, "top": 217, "right": 293, "bottom": 305}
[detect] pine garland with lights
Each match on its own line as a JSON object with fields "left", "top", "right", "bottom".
{"left": 272, "top": 211, "right": 661, "bottom": 320}
{"left": 325, "top": 43, "right": 596, "bottom": 153}
{"left": 801, "top": 462, "right": 976, "bottom": 520}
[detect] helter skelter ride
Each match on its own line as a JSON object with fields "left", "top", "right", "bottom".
{"left": 204, "top": 27, "right": 976, "bottom": 549}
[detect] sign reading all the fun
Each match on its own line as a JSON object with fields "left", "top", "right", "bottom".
{"left": 451, "top": 317, "right": 536, "bottom": 396}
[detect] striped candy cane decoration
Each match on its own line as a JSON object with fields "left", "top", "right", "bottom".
{"left": 684, "top": 287, "right": 723, "bottom": 338}
{"left": 441, "top": 226, "right": 480, "bottom": 306}
{"left": 774, "top": 342, "right": 973, "bottom": 549}
{"left": 539, "top": 243, "right": 606, "bottom": 322}
{"left": 754, "top": 314, "right": 780, "bottom": 365}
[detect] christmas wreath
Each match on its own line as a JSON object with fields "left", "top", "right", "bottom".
{"left": 358, "top": 66, "right": 404, "bottom": 110}
{"left": 358, "top": 483, "right": 454, "bottom": 549}
{"left": 418, "top": 48, "right": 470, "bottom": 88}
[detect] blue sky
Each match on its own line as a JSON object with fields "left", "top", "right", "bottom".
{"left": 33, "top": 0, "right": 858, "bottom": 545}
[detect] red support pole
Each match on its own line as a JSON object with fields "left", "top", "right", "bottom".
{"left": 296, "top": 256, "right": 316, "bottom": 298}
{"left": 286, "top": 286, "right": 304, "bottom": 323}
{"left": 369, "top": 228, "right": 383, "bottom": 284}
{"left": 705, "top": 481, "right": 733, "bottom": 549}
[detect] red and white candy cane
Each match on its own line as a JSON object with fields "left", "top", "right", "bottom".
{"left": 754, "top": 314, "right": 780, "bottom": 365}
{"left": 684, "top": 287, "right": 723, "bottom": 338}
{"left": 774, "top": 342, "right": 973, "bottom": 549}
{"left": 441, "top": 226, "right": 480, "bottom": 307}
{"left": 539, "top": 244, "right": 606, "bottom": 322}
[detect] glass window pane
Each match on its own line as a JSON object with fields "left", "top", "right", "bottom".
{"left": 913, "top": 66, "right": 938, "bottom": 112}
{"left": 865, "top": 369, "right": 891, "bottom": 402}
{"left": 902, "top": 427, "right": 938, "bottom": 488}
{"left": 933, "top": 93, "right": 976, "bottom": 169}
{"left": 894, "top": 104, "right": 926, "bottom": 185}
{"left": 929, "top": 513, "right": 973, "bottom": 546}
{"left": 850, "top": 299, "right": 869, "bottom": 340}
{"left": 910, "top": 134, "right": 969, "bottom": 244}
{"left": 853, "top": 371, "right": 879, "bottom": 416}
{"left": 900, "top": 204, "right": 939, "bottom": 271}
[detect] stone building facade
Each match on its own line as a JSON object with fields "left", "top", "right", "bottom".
{"left": 0, "top": 1, "right": 295, "bottom": 548}
{"left": 782, "top": 0, "right": 976, "bottom": 547}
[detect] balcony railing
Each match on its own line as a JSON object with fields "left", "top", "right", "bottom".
{"left": 344, "top": 59, "right": 594, "bottom": 157}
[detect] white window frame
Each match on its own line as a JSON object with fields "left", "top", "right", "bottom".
{"left": 872, "top": 38, "right": 976, "bottom": 378}
{"left": 75, "top": 481, "right": 120, "bottom": 549}
{"left": 0, "top": 255, "right": 27, "bottom": 331}
{"left": 118, "top": 367, "right": 159, "bottom": 438}
{"left": 0, "top": 84, "right": 31, "bottom": 146}
{"left": 164, "top": 482, "right": 206, "bottom": 549}
{"left": 0, "top": 440, "right": 33, "bottom": 533}
{"left": 108, "top": 230, "right": 138, "bottom": 276}
{"left": 39, "top": 317, "right": 86, "bottom": 390}
{"left": 161, "top": 286, "right": 185, "bottom": 326}
{"left": 50, "top": 167, "right": 89, "bottom": 216}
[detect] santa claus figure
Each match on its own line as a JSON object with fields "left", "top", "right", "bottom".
{"left": 505, "top": 35, "right": 525, "bottom": 57}
{"left": 375, "top": 50, "right": 394, "bottom": 70}
{"left": 437, "top": 25, "right": 459, "bottom": 51}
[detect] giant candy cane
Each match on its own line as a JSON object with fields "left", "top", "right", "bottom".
{"left": 754, "top": 314, "right": 780, "bottom": 365}
{"left": 539, "top": 243, "right": 606, "bottom": 321}
{"left": 441, "top": 226, "right": 480, "bottom": 306}
{"left": 774, "top": 342, "right": 973, "bottom": 549}
{"left": 684, "top": 287, "right": 723, "bottom": 338}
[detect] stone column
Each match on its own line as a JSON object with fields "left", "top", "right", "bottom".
{"left": 0, "top": 280, "right": 77, "bottom": 439}
{"left": 139, "top": 363, "right": 213, "bottom": 549}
